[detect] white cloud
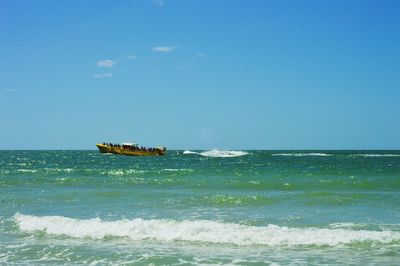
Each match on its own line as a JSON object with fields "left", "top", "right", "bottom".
{"left": 93, "top": 73, "right": 114, "bottom": 79}
{"left": 154, "top": 0, "right": 164, "bottom": 6}
{"left": 2, "top": 88, "right": 18, "bottom": 93}
{"left": 174, "top": 66, "right": 188, "bottom": 71}
{"left": 0, "top": 88, "right": 20, "bottom": 98}
{"left": 152, "top": 46, "right": 176, "bottom": 52}
{"left": 97, "top": 59, "right": 117, "bottom": 67}
{"left": 127, "top": 54, "right": 137, "bottom": 60}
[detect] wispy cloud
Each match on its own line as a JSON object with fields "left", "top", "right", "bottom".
{"left": 2, "top": 88, "right": 18, "bottom": 93}
{"left": 127, "top": 54, "right": 137, "bottom": 60}
{"left": 0, "top": 88, "right": 20, "bottom": 98}
{"left": 182, "top": 53, "right": 207, "bottom": 63}
{"left": 152, "top": 46, "right": 176, "bottom": 52}
{"left": 154, "top": 0, "right": 164, "bottom": 6}
{"left": 92, "top": 73, "right": 114, "bottom": 79}
{"left": 174, "top": 66, "right": 188, "bottom": 71}
{"left": 97, "top": 59, "right": 117, "bottom": 67}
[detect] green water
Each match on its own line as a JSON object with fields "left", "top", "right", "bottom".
{"left": 1, "top": 150, "right": 400, "bottom": 265}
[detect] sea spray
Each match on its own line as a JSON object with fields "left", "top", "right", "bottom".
{"left": 14, "top": 213, "right": 400, "bottom": 246}
{"left": 183, "top": 149, "right": 248, "bottom": 158}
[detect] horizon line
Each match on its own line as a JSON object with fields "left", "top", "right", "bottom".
{"left": 0, "top": 149, "right": 399, "bottom": 151}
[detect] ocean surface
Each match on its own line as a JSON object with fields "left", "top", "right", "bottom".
{"left": 1, "top": 150, "right": 400, "bottom": 265}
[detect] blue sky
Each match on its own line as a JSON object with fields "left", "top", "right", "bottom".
{"left": 1, "top": 0, "right": 399, "bottom": 150}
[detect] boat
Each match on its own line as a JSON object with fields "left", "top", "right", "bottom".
{"left": 96, "top": 142, "right": 167, "bottom": 156}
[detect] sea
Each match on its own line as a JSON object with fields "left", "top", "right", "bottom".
{"left": 1, "top": 150, "right": 400, "bottom": 265}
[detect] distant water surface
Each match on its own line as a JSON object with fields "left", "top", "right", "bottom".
{"left": 1, "top": 150, "right": 400, "bottom": 265}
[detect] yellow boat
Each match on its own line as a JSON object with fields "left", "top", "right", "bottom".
{"left": 96, "top": 142, "right": 167, "bottom": 156}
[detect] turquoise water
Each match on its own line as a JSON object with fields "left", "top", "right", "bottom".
{"left": 1, "top": 150, "right": 400, "bottom": 265}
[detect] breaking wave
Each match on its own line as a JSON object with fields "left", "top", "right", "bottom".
{"left": 351, "top": 154, "right": 400, "bottom": 158}
{"left": 182, "top": 151, "right": 199, "bottom": 155}
{"left": 14, "top": 213, "right": 400, "bottom": 246}
{"left": 272, "top": 153, "right": 331, "bottom": 157}
{"left": 183, "top": 149, "right": 248, "bottom": 158}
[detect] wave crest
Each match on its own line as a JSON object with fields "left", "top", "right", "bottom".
{"left": 272, "top": 153, "right": 331, "bottom": 157}
{"left": 183, "top": 149, "right": 248, "bottom": 158}
{"left": 14, "top": 213, "right": 400, "bottom": 246}
{"left": 352, "top": 154, "right": 400, "bottom": 157}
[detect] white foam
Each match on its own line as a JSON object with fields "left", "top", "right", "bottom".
{"left": 163, "top": 168, "right": 193, "bottom": 172}
{"left": 183, "top": 150, "right": 199, "bottom": 155}
{"left": 183, "top": 149, "right": 248, "bottom": 158}
{"left": 15, "top": 168, "right": 75, "bottom": 174}
{"left": 352, "top": 154, "right": 400, "bottom": 157}
{"left": 272, "top": 153, "right": 331, "bottom": 157}
{"left": 100, "top": 169, "right": 146, "bottom": 176}
{"left": 14, "top": 213, "right": 400, "bottom": 246}
{"left": 329, "top": 222, "right": 368, "bottom": 229}
{"left": 44, "top": 168, "right": 75, "bottom": 173}
{"left": 16, "top": 169, "right": 38, "bottom": 173}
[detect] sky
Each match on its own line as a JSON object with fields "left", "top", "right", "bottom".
{"left": 1, "top": 0, "right": 399, "bottom": 150}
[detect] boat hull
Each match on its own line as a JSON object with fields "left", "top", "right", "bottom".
{"left": 96, "top": 144, "right": 166, "bottom": 156}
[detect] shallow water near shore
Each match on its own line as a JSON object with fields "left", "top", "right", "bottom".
{"left": 1, "top": 150, "right": 400, "bottom": 264}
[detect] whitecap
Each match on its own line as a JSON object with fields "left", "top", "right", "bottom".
{"left": 164, "top": 169, "right": 180, "bottom": 172}
{"left": 16, "top": 169, "right": 38, "bottom": 173}
{"left": 14, "top": 213, "right": 400, "bottom": 246}
{"left": 351, "top": 154, "right": 400, "bottom": 157}
{"left": 163, "top": 168, "right": 193, "bottom": 172}
{"left": 183, "top": 149, "right": 248, "bottom": 158}
{"left": 329, "top": 222, "right": 368, "bottom": 229}
{"left": 200, "top": 150, "right": 248, "bottom": 157}
{"left": 272, "top": 153, "right": 331, "bottom": 157}
{"left": 102, "top": 169, "right": 146, "bottom": 176}
{"left": 44, "top": 168, "right": 74, "bottom": 173}
{"left": 182, "top": 150, "right": 200, "bottom": 155}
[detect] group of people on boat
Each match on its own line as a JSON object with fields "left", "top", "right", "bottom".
{"left": 102, "top": 143, "right": 157, "bottom": 152}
